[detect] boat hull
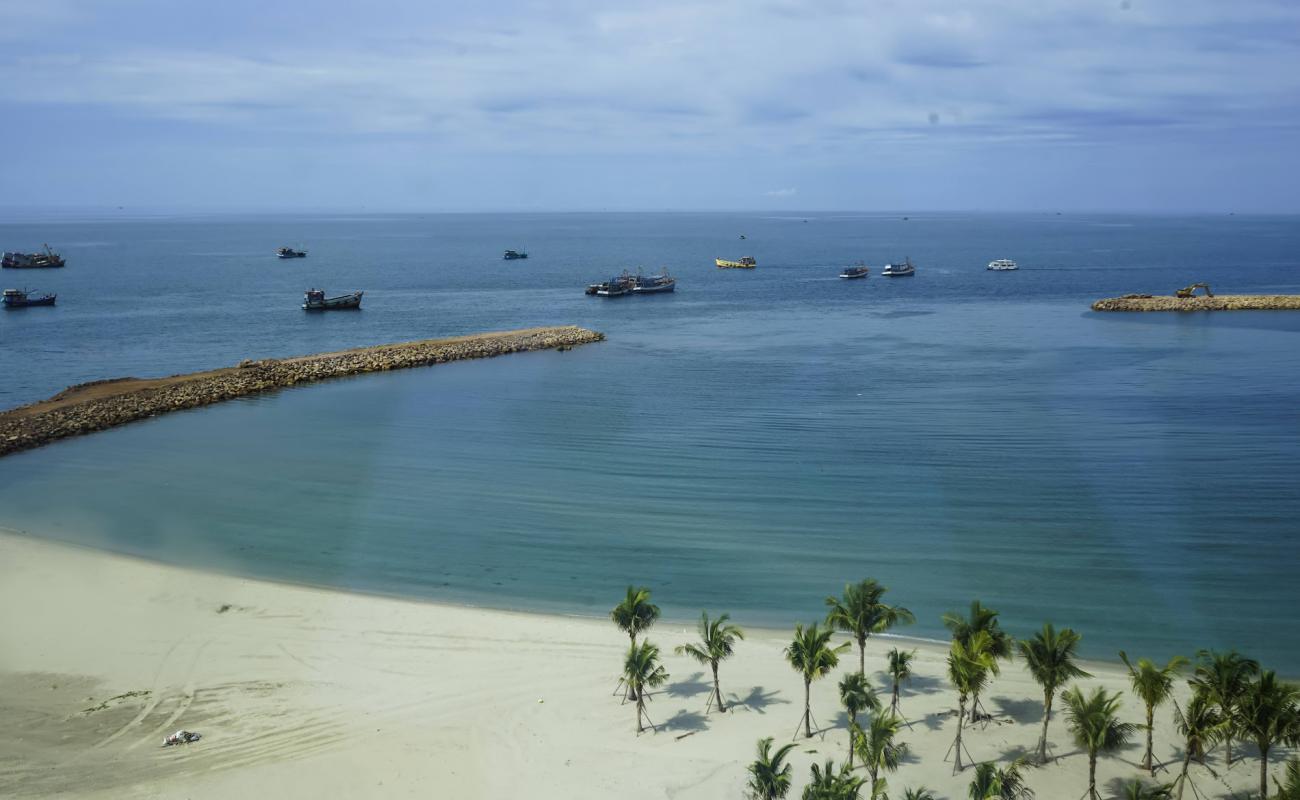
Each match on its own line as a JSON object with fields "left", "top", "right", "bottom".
{"left": 303, "top": 291, "right": 363, "bottom": 310}
{"left": 632, "top": 282, "right": 675, "bottom": 293}
{"left": 3, "top": 296, "right": 56, "bottom": 308}
{"left": 716, "top": 259, "right": 756, "bottom": 269}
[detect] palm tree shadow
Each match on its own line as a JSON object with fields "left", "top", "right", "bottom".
{"left": 732, "top": 685, "right": 789, "bottom": 715}
{"left": 997, "top": 743, "right": 1033, "bottom": 762}
{"left": 663, "top": 708, "right": 710, "bottom": 734}
{"left": 919, "top": 710, "right": 949, "bottom": 732}
{"left": 665, "top": 671, "right": 711, "bottom": 699}
{"left": 874, "top": 670, "right": 945, "bottom": 696}
{"left": 989, "top": 695, "right": 1043, "bottom": 725}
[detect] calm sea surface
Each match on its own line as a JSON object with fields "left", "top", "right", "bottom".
{"left": 1, "top": 212, "right": 1298, "bottom": 668}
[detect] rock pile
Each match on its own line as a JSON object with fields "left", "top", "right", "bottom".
{"left": 1091, "top": 295, "right": 1300, "bottom": 312}
{"left": 0, "top": 326, "right": 604, "bottom": 458}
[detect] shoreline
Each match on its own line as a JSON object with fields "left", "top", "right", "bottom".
{"left": 0, "top": 325, "right": 604, "bottom": 459}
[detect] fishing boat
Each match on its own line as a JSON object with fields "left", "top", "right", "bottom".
{"left": 3, "top": 245, "right": 65, "bottom": 269}
{"left": 277, "top": 247, "right": 308, "bottom": 259}
{"left": 839, "top": 263, "right": 870, "bottom": 279}
{"left": 632, "top": 270, "right": 675, "bottom": 294}
{"left": 503, "top": 249, "right": 528, "bottom": 260}
{"left": 716, "top": 256, "right": 757, "bottom": 269}
{"left": 881, "top": 258, "right": 915, "bottom": 277}
{"left": 987, "top": 259, "right": 1018, "bottom": 271}
{"left": 2, "top": 288, "right": 57, "bottom": 308}
{"left": 302, "top": 288, "right": 362, "bottom": 310}
{"left": 586, "top": 272, "right": 636, "bottom": 297}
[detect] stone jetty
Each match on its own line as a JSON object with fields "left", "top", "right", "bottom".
{"left": 1091, "top": 294, "right": 1300, "bottom": 312}
{"left": 0, "top": 326, "right": 604, "bottom": 459}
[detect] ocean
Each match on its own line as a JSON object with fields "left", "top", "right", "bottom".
{"left": 1, "top": 211, "right": 1298, "bottom": 668}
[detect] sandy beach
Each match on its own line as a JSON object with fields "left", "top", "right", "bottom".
{"left": 0, "top": 531, "right": 1274, "bottom": 799}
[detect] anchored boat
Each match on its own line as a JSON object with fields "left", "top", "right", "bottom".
{"left": 277, "top": 247, "right": 308, "bottom": 259}
{"left": 3, "top": 288, "right": 56, "bottom": 308}
{"left": 302, "top": 289, "right": 362, "bottom": 310}
{"left": 585, "top": 271, "right": 636, "bottom": 297}
{"left": 839, "top": 263, "right": 870, "bottom": 279}
{"left": 632, "top": 269, "right": 675, "bottom": 294}
{"left": 881, "top": 258, "right": 915, "bottom": 277}
{"left": 716, "top": 256, "right": 757, "bottom": 269}
{"left": 987, "top": 259, "right": 1018, "bottom": 271}
{"left": 3, "top": 245, "right": 65, "bottom": 269}
{"left": 503, "top": 249, "right": 528, "bottom": 260}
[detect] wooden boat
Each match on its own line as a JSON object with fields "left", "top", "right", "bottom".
{"left": 302, "top": 289, "right": 362, "bottom": 310}
{"left": 716, "top": 256, "right": 756, "bottom": 269}
{"left": 881, "top": 258, "right": 915, "bottom": 277}
{"left": 3, "top": 244, "right": 65, "bottom": 269}
{"left": 839, "top": 263, "right": 869, "bottom": 279}
{"left": 503, "top": 249, "right": 528, "bottom": 260}
{"left": 277, "top": 247, "right": 308, "bottom": 259}
{"left": 3, "top": 288, "right": 56, "bottom": 308}
{"left": 632, "top": 270, "right": 675, "bottom": 294}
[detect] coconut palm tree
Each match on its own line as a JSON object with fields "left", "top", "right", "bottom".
{"left": 825, "top": 579, "right": 915, "bottom": 677}
{"left": 1234, "top": 669, "right": 1300, "bottom": 800}
{"left": 1188, "top": 649, "right": 1258, "bottom": 767}
{"left": 1017, "top": 623, "right": 1090, "bottom": 764}
{"left": 1277, "top": 758, "right": 1300, "bottom": 800}
{"left": 947, "top": 630, "right": 999, "bottom": 773}
{"left": 611, "top": 586, "right": 660, "bottom": 699}
{"left": 902, "top": 789, "right": 938, "bottom": 800}
{"left": 786, "top": 622, "right": 851, "bottom": 739}
{"left": 855, "top": 712, "right": 906, "bottom": 798}
{"left": 1062, "top": 685, "right": 1136, "bottom": 800}
{"left": 967, "top": 759, "right": 1033, "bottom": 799}
{"left": 1119, "top": 779, "right": 1174, "bottom": 800}
{"left": 675, "top": 611, "right": 744, "bottom": 713}
{"left": 623, "top": 640, "right": 669, "bottom": 733}
{"left": 839, "top": 671, "right": 882, "bottom": 767}
{"left": 887, "top": 648, "right": 916, "bottom": 718}
{"left": 748, "top": 737, "right": 797, "bottom": 800}
{"left": 1171, "top": 692, "right": 1228, "bottom": 800}
{"left": 945, "top": 601, "right": 1012, "bottom": 722}
{"left": 802, "top": 759, "right": 866, "bottom": 800}
{"left": 1120, "top": 652, "right": 1189, "bottom": 774}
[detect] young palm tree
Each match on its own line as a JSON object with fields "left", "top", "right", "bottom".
{"left": 1171, "top": 692, "right": 1228, "bottom": 800}
{"left": 748, "top": 737, "right": 797, "bottom": 800}
{"left": 887, "top": 648, "right": 916, "bottom": 717}
{"left": 945, "top": 601, "right": 1012, "bottom": 722}
{"left": 802, "top": 759, "right": 866, "bottom": 800}
{"left": 1119, "top": 652, "right": 1189, "bottom": 774}
{"left": 947, "top": 630, "right": 999, "bottom": 773}
{"left": 1062, "top": 685, "right": 1136, "bottom": 800}
{"left": 967, "top": 759, "right": 1033, "bottom": 799}
{"left": 674, "top": 611, "right": 744, "bottom": 713}
{"left": 1119, "top": 779, "right": 1174, "bottom": 800}
{"left": 1234, "top": 669, "right": 1300, "bottom": 800}
{"left": 623, "top": 640, "right": 669, "bottom": 733}
{"left": 855, "top": 712, "right": 906, "bottom": 798}
{"left": 1017, "top": 623, "right": 1090, "bottom": 764}
{"left": 902, "top": 789, "right": 938, "bottom": 800}
{"left": 1188, "top": 649, "right": 1259, "bottom": 767}
{"left": 1277, "top": 758, "right": 1300, "bottom": 800}
{"left": 786, "top": 622, "right": 851, "bottom": 739}
{"left": 839, "top": 671, "right": 882, "bottom": 767}
{"left": 611, "top": 586, "right": 660, "bottom": 699}
{"left": 825, "top": 579, "right": 915, "bottom": 677}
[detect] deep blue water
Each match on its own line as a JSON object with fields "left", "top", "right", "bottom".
{"left": 1, "top": 212, "right": 1298, "bottom": 669}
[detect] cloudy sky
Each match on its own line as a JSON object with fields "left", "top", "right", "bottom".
{"left": 2, "top": 0, "right": 1297, "bottom": 212}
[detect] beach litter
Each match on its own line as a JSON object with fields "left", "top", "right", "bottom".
{"left": 162, "top": 730, "right": 202, "bottom": 747}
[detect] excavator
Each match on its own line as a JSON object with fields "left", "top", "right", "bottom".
{"left": 1175, "top": 283, "right": 1213, "bottom": 298}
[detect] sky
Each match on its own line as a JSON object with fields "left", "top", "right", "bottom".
{"left": 1, "top": 0, "right": 1298, "bottom": 213}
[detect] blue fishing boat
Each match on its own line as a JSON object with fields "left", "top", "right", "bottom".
{"left": 3, "top": 288, "right": 57, "bottom": 308}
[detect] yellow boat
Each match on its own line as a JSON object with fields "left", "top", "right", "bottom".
{"left": 716, "top": 256, "right": 757, "bottom": 269}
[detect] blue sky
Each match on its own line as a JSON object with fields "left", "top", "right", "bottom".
{"left": 2, "top": 0, "right": 1298, "bottom": 212}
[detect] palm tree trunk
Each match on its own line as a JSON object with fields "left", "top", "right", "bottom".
{"left": 1223, "top": 731, "right": 1232, "bottom": 767}
{"left": 954, "top": 696, "right": 966, "bottom": 772}
{"left": 1088, "top": 753, "right": 1098, "bottom": 800}
{"left": 1259, "top": 745, "right": 1269, "bottom": 800}
{"left": 891, "top": 680, "right": 900, "bottom": 716}
{"left": 628, "top": 633, "right": 639, "bottom": 701}
{"left": 712, "top": 663, "right": 725, "bottom": 712}
{"left": 636, "top": 694, "right": 644, "bottom": 732}
{"left": 847, "top": 719, "right": 856, "bottom": 768}
{"left": 1176, "top": 751, "right": 1191, "bottom": 800}
{"left": 804, "top": 679, "right": 812, "bottom": 738}
{"left": 859, "top": 635, "right": 867, "bottom": 676}
{"left": 1144, "top": 705, "right": 1154, "bottom": 774}
{"left": 1037, "top": 690, "right": 1052, "bottom": 764}
{"left": 970, "top": 689, "right": 980, "bottom": 724}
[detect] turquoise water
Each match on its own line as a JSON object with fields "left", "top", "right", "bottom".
{"left": 1, "top": 213, "right": 1298, "bottom": 668}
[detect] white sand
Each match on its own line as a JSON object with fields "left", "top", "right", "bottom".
{"left": 0, "top": 531, "right": 1270, "bottom": 799}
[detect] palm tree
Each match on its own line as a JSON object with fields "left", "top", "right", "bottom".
{"left": 748, "top": 737, "right": 797, "bottom": 800}
{"left": 944, "top": 601, "right": 1012, "bottom": 722}
{"left": 1277, "top": 758, "right": 1300, "bottom": 800}
{"left": 675, "top": 611, "right": 744, "bottom": 713}
{"left": 802, "top": 759, "right": 866, "bottom": 800}
{"left": 967, "top": 759, "right": 1033, "bottom": 799}
{"left": 1171, "top": 692, "right": 1228, "bottom": 800}
{"left": 623, "top": 640, "right": 669, "bottom": 733}
{"left": 1062, "top": 685, "right": 1136, "bottom": 800}
{"left": 1119, "top": 651, "right": 1188, "bottom": 774}
{"left": 1119, "top": 779, "right": 1174, "bottom": 800}
{"left": 1188, "top": 649, "right": 1258, "bottom": 767}
{"left": 902, "top": 790, "right": 938, "bottom": 800}
{"left": 947, "top": 630, "right": 999, "bottom": 773}
{"left": 611, "top": 586, "right": 660, "bottom": 699}
{"left": 887, "top": 648, "right": 916, "bottom": 717}
{"left": 855, "top": 712, "right": 906, "bottom": 798}
{"left": 839, "top": 671, "right": 882, "bottom": 767}
{"left": 786, "top": 622, "right": 851, "bottom": 738}
{"left": 1234, "top": 669, "right": 1300, "bottom": 800}
{"left": 825, "top": 579, "right": 915, "bottom": 676}
{"left": 1017, "top": 623, "right": 1090, "bottom": 764}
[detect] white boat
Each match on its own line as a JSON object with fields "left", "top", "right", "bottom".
{"left": 987, "top": 259, "right": 1018, "bottom": 271}
{"left": 881, "top": 258, "right": 915, "bottom": 277}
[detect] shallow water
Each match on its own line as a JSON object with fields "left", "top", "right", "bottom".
{"left": 1, "top": 212, "right": 1298, "bottom": 668}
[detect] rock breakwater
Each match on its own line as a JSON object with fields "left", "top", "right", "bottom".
{"left": 0, "top": 326, "right": 604, "bottom": 458}
{"left": 1091, "top": 295, "right": 1300, "bottom": 312}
